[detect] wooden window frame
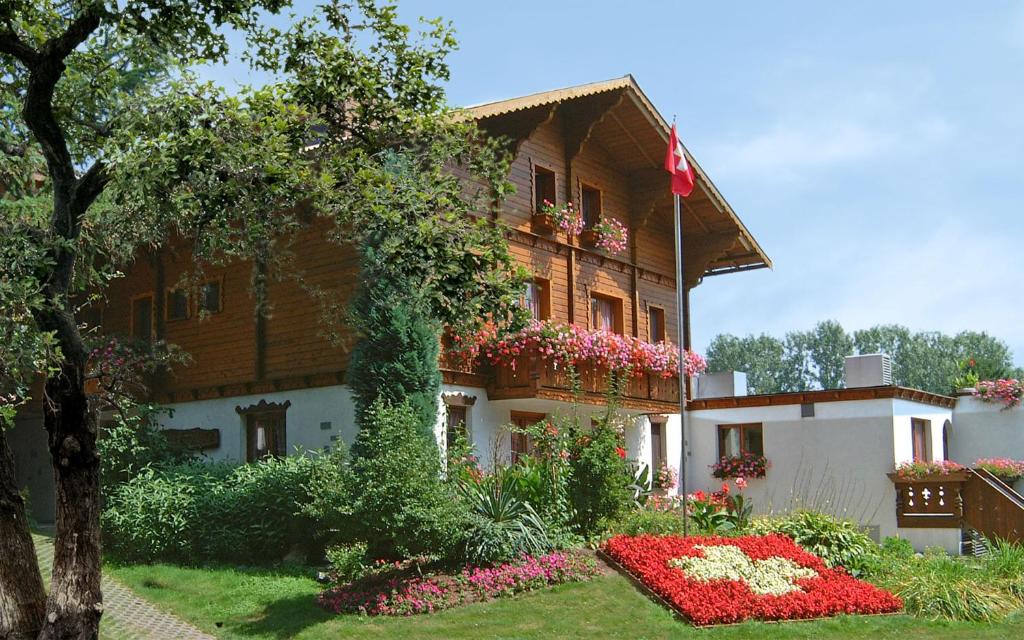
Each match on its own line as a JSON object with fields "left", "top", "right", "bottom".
{"left": 589, "top": 292, "right": 624, "bottom": 334}
{"left": 650, "top": 417, "right": 667, "bottom": 470}
{"left": 164, "top": 286, "right": 191, "bottom": 322}
{"left": 129, "top": 292, "right": 155, "bottom": 342}
{"left": 510, "top": 411, "right": 546, "bottom": 464}
{"left": 717, "top": 423, "right": 764, "bottom": 459}
{"left": 523, "top": 276, "right": 552, "bottom": 321}
{"left": 648, "top": 305, "right": 666, "bottom": 343}
{"left": 580, "top": 182, "right": 603, "bottom": 227}
{"left": 236, "top": 399, "right": 290, "bottom": 462}
{"left": 530, "top": 160, "right": 558, "bottom": 215}
{"left": 197, "top": 276, "right": 224, "bottom": 315}
{"left": 911, "top": 418, "right": 930, "bottom": 462}
{"left": 443, "top": 393, "right": 476, "bottom": 451}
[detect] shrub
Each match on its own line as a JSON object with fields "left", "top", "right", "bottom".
{"left": 102, "top": 451, "right": 349, "bottom": 564}
{"left": 568, "top": 417, "right": 631, "bottom": 536}
{"left": 98, "top": 404, "right": 185, "bottom": 489}
{"left": 887, "top": 549, "right": 1019, "bottom": 622}
{"left": 749, "top": 511, "right": 878, "bottom": 575}
{"left": 326, "top": 542, "right": 370, "bottom": 583}
{"left": 460, "top": 472, "right": 553, "bottom": 565}
{"left": 605, "top": 506, "right": 686, "bottom": 537}
{"left": 349, "top": 399, "right": 469, "bottom": 561}
{"left": 347, "top": 280, "right": 441, "bottom": 448}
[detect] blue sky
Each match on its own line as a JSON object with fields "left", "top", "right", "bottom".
{"left": 200, "top": 1, "right": 1024, "bottom": 364}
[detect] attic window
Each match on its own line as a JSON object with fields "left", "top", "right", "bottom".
{"left": 533, "top": 165, "right": 556, "bottom": 213}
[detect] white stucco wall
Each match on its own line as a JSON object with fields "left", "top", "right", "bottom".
{"left": 687, "top": 398, "right": 954, "bottom": 545}
{"left": 160, "top": 384, "right": 358, "bottom": 460}
{"left": 892, "top": 400, "right": 952, "bottom": 464}
{"left": 949, "top": 395, "right": 1024, "bottom": 463}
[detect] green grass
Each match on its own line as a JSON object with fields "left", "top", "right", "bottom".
{"left": 104, "top": 562, "right": 1024, "bottom": 640}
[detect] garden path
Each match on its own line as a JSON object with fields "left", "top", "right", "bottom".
{"left": 33, "top": 534, "right": 215, "bottom": 640}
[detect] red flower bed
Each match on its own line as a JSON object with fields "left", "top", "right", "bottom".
{"left": 603, "top": 534, "right": 901, "bottom": 625}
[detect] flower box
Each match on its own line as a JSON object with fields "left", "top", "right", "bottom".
{"left": 602, "top": 534, "right": 902, "bottom": 625}
{"left": 887, "top": 471, "right": 970, "bottom": 484}
{"left": 530, "top": 212, "right": 556, "bottom": 235}
{"left": 579, "top": 228, "right": 599, "bottom": 248}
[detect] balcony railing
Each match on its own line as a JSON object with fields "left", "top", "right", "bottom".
{"left": 484, "top": 353, "right": 680, "bottom": 410}
{"left": 887, "top": 471, "right": 968, "bottom": 528}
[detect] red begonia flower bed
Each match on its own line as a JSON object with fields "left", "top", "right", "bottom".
{"left": 603, "top": 534, "right": 902, "bottom": 625}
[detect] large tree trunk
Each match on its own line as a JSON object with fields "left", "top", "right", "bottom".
{"left": 36, "top": 362, "right": 102, "bottom": 640}
{"left": 0, "top": 423, "right": 46, "bottom": 640}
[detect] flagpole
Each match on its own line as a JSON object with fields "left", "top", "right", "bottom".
{"left": 673, "top": 191, "right": 689, "bottom": 537}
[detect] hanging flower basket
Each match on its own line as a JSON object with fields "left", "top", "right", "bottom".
{"left": 590, "top": 216, "right": 628, "bottom": 254}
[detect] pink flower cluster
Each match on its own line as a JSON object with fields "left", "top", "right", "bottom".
{"left": 711, "top": 452, "right": 768, "bottom": 479}
{"left": 318, "top": 552, "right": 598, "bottom": 617}
{"left": 893, "top": 459, "right": 965, "bottom": 479}
{"left": 539, "top": 199, "right": 585, "bottom": 236}
{"left": 592, "top": 217, "right": 628, "bottom": 254}
{"left": 474, "top": 319, "right": 707, "bottom": 379}
{"left": 974, "top": 379, "right": 1023, "bottom": 409}
{"left": 655, "top": 463, "right": 678, "bottom": 490}
{"left": 974, "top": 458, "right": 1024, "bottom": 482}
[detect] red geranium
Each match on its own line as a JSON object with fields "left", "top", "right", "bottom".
{"left": 603, "top": 534, "right": 901, "bottom": 626}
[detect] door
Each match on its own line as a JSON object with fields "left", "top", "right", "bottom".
{"left": 246, "top": 410, "right": 287, "bottom": 461}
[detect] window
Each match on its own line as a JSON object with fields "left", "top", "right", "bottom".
{"left": 581, "top": 184, "right": 602, "bottom": 226}
{"left": 911, "top": 418, "right": 930, "bottom": 461}
{"left": 198, "top": 279, "right": 222, "bottom": 314}
{"left": 165, "top": 288, "right": 189, "bottom": 321}
{"left": 522, "top": 277, "right": 551, "bottom": 321}
{"left": 590, "top": 294, "right": 623, "bottom": 334}
{"left": 533, "top": 165, "right": 556, "bottom": 213}
{"left": 650, "top": 418, "right": 666, "bottom": 470}
{"left": 717, "top": 423, "right": 764, "bottom": 459}
{"left": 510, "top": 411, "right": 545, "bottom": 464}
{"left": 446, "top": 404, "right": 468, "bottom": 451}
{"left": 131, "top": 295, "right": 153, "bottom": 342}
{"left": 649, "top": 306, "right": 666, "bottom": 343}
{"left": 245, "top": 407, "right": 287, "bottom": 461}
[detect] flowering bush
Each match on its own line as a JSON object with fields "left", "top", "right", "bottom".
{"left": 591, "top": 216, "right": 628, "bottom": 254}
{"left": 318, "top": 552, "right": 598, "bottom": 616}
{"left": 686, "top": 481, "right": 751, "bottom": 533}
{"left": 470, "top": 319, "right": 707, "bottom": 379}
{"left": 655, "top": 463, "right": 678, "bottom": 490}
{"left": 893, "top": 460, "right": 965, "bottom": 479}
{"left": 974, "top": 458, "right": 1024, "bottom": 482}
{"left": 711, "top": 452, "right": 768, "bottom": 479}
{"left": 603, "top": 534, "right": 902, "bottom": 625}
{"left": 538, "top": 199, "right": 584, "bottom": 236}
{"left": 974, "top": 379, "right": 1024, "bottom": 409}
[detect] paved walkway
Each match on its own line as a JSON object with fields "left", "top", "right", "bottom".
{"left": 33, "top": 535, "right": 215, "bottom": 640}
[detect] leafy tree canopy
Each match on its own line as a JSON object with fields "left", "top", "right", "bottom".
{"left": 706, "top": 321, "right": 1022, "bottom": 396}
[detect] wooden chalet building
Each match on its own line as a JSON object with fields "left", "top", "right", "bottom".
{"left": 8, "top": 77, "right": 770, "bottom": 514}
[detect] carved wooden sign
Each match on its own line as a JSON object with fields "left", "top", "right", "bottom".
{"left": 164, "top": 427, "right": 221, "bottom": 452}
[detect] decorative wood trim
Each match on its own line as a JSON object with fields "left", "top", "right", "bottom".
{"left": 235, "top": 399, "right": 292, "bottom": 415}
{"left": 689, "top": 386, "right": 957, "bottom": 411}
{"left": 442, "top": 392, "right": 477, "bottom": 407}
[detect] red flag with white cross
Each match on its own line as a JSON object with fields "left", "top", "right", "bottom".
{"left": 664, "top": 123, "right": 695, "bottom": 197}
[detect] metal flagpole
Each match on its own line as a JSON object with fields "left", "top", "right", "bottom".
{"left": 673, "top": 191, "right": 688, "bottom": 536}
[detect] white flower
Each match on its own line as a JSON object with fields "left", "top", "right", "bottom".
{"left": 668, "top": 545, "right": 817, "bottom": 596}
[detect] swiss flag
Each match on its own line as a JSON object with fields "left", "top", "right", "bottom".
{"left": 665, "top": 123, "right": 695, "bottom": 197}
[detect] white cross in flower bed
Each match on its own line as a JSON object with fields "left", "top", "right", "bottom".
{"left": 668, "top": 545, "right": 818, "bottom": 596}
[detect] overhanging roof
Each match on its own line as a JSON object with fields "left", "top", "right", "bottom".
{"left": 462, "top": 75, "right": 771, "bottom": 279}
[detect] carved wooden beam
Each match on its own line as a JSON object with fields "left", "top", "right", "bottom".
{"left": 683, "top": 232, "right": 739, "bottom": 286}
{"left": 478, "top": 104, "right": 557, "bottom": 156}
{"left": 560, "top": 90, "right": 626, "bottom": 163}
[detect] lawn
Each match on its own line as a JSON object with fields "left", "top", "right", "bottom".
{"left": 105, "top": 562, "right": 1024, "bottom": 640}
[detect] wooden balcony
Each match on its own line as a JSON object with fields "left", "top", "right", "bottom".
{"left": 484, "top": 353, "right": 681, "bottom": 412}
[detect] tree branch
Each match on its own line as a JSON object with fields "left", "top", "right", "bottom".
{"left": 73, "top": 160, "right": 108, "bottom": 213}
{"left": 0, "top": 30, "right": 40, "bottom": 66}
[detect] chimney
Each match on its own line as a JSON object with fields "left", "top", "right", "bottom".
{"left": 844, "top": 354, "right": 892, "bottom": 388}
{"left": 695, "top": 371, "right": 748, "bottom": 398}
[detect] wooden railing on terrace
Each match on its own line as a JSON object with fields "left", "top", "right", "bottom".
{"left": 888, "top": 469, "right": 1024, "bottom": 544}
{"left": 484, "top": 353, "right": 680, "bottom": 411}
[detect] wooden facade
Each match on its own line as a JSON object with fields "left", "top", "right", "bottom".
{"left": 96, "top": 76, "right": 770, "bottom": 407}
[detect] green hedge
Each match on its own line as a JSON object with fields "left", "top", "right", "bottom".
{"left": 102, "top": 452, "right": 350, "bottom": 564}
